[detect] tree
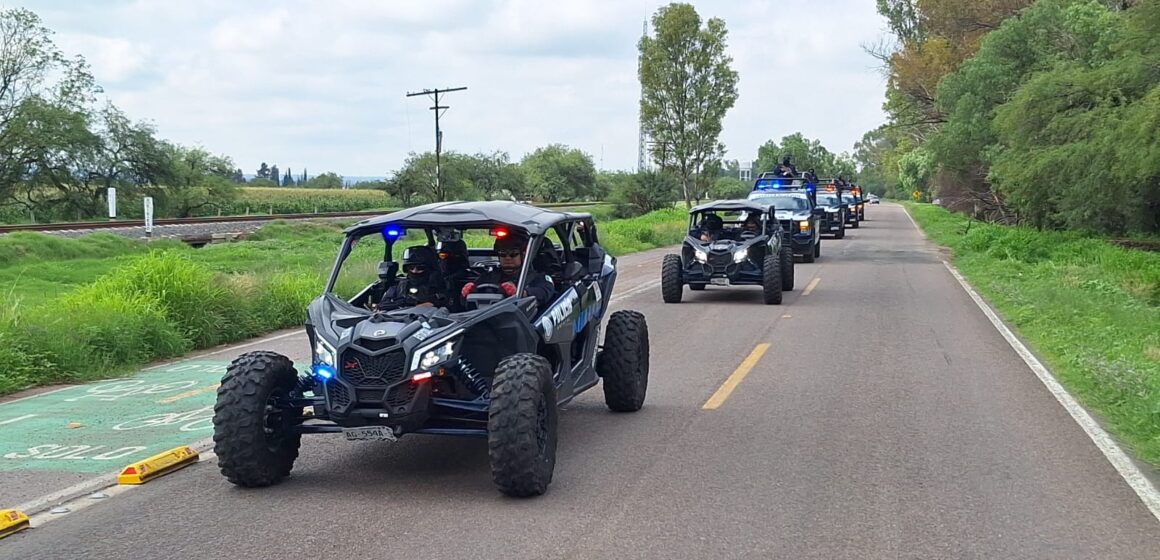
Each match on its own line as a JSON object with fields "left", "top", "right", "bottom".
{"left": 256, "top": 162, "right": 270, "bottom": 179}
{"left": 520, "top": 144, "right": 597, "bottom": 202}
{"left": 159, "top": 145, "right": 240, "bottom": 217}
{"left": 0, "top": 8, "right": 101, "bottom": 217}
{"left": 269, "top": 164, "right": 280, "bottom": 187}
{"left": 638, "top": 3, "right": 739, "bottom": 209}
{"left": 282, "top": 168, "right": 294, "bottom": 187}
{"left": 304, "top": 172, "right": 343, "bottom": 189}
{"left": 466, "top": 151, "right": 526, "bottom": 201}
{"left": 606, "top": 171, "right": 679, "bottom": 217}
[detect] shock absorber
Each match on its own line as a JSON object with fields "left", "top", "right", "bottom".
{"left": 455, "top": 357, "right": 490, "bottom": 397}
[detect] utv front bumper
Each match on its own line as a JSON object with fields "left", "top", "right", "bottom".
{"left": 682, "top": 253, "right": 764, "bottom": 286}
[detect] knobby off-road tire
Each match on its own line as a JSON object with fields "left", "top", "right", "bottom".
{"left": 213, "top": 351, "right": 304, "bottom": 487}
{"left": 780, "top": 245, "right": 795, "bottom": 291}
{"left": 488, "top": 353, "right": 558, "bottom": 498}
{"left": 661, "top": 254, "right": 683, "bottom": 303}
{"left": 597, "top": 310, "right": 650, "bottom": 412}
{"left": 852, "top": 217, "right": 860, "bottom": 229}
{"left": 762, "top": 254, "right": 783, "bottom": 305}
{"left": 836, "top": 221, "right": 846, "bottom": 240}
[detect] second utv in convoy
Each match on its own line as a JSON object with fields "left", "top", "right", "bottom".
{"left": 660, "top": 200, "right": 794, "bottom": 305}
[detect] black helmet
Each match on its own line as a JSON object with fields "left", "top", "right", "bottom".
{"left": 401, "top": 245, "right": 437, "bottom": 275}
{"left": 493, "top": 231, "right": 528, "bottom": 254}
{"left": 781, "top": 155, "right": 791, "bottom": 165}
{"left": 701, "top": 213, "right": 723, "bottom": 231}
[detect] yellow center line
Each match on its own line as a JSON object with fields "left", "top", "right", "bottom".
{"left": 158, "top": 383, "right": 219, "bottom": 404}
{"left": 802, "top": 277, "right": 821, "bottom": 296}
{"left": 702, "top": 343, "right": 770, "bottom": 410}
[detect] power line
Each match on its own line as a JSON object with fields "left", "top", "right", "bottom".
{"left": 406, "top": 86, "right": 467, "bottom": 201}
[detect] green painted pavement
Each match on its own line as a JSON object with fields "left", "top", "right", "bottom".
{"left": 0, "top": 360, "right": 302, "bottom": 474}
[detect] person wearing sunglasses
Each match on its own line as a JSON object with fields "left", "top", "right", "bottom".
{"left": 379, "top": 245, "right": 448, "bottom": 310}
{"left": 460, "top": 231, "right": 554, "bottom": 310}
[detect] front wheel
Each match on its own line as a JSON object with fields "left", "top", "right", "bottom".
{"left": 597, "top": 310, "right": 650, "bottom": 412}
{"left": 213, "top": 351, "right": 304, "bottom": 488}
{"left": 661, "top": 254, "right": 683, "bottom": 303}
{"left": 488, "top": 353, "right": 558, "bottom": 497}
{"left": 762, "top": 254, "right": 783, "bottom": 305}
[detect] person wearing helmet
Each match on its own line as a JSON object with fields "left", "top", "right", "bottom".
{"left": 695, "top": 213, "right": 724, "bottom": 242}
{"left": 460, "top": 231, "right": 555, "bottom": 310}
{"left": 741, "top": 212, "right": 762, "bottom": 236}
{"left": 379, "top": 245, "right": 448, "bottom": 309}
{"left": 774, "top": 155, "right": 797, "bottom": 178}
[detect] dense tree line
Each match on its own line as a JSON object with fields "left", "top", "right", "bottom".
{"left": 863, "top": 0, "right": 1159, "bottom": 234}
{"left": 0, "top": 8, "right": 249, "bottom": 222}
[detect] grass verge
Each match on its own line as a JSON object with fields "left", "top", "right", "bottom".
{"left": 904, "top": 202, "right": 1160, "bottom": 467}
{"left": 0, "top": 207, "right": 687, "bottom": 396}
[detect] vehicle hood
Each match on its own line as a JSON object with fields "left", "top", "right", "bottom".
{"left": 307, "top": 294, "right": 464, "bottom": 353}
{"left": 775, "top": 210, "right": 811, "bottom": 221}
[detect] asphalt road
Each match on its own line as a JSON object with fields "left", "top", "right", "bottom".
{"left": 3, "top": 204, "right": 1158, "bottom": 559}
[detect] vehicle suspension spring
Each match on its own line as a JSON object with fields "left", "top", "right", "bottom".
{"left": 456, "top": 358, "right": 490, "bottom": 397}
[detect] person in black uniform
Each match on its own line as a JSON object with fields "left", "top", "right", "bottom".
{"left": 774, "top": 155, "right": 798, "bottom": 177}
{"left": 379, "top": 245, "right": 449, "bottom": 309}
{"left": 460, "top": 232, "right": 554, "bottom": 310}
{"left": 694, "top": 213, "right": 724, "bottom": 242}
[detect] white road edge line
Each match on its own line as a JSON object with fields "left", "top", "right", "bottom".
{"left": 941, "top": 260, "right": 1160, "bottom": 522}
{"left": 902, "top": 205, "right": 1160, "bottom": 523}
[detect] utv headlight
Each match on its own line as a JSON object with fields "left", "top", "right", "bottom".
{"left": 733, "top": 248, "right": 748, "bottom": 263}
{"left": 695, "top": 250, "right": 708, "bottom": 263}
{"left": 313, "top": 338, "right": 337, "bottom": 380}
{"left": 798, "top": 220, "right": 810, "bottom": 231}
{"left": 411, "top": 329, "right": 464, "bottom": 372}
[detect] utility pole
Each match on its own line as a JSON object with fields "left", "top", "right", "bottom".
{"left": 406, "top": 86, "right": 467, "bottom": 201}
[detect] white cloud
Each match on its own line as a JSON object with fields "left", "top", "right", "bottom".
{"left": 17, "top": 0, "right": 890, "bottom": 175}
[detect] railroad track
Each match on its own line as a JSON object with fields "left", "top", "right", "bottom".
{"left": 0, "top": 210, "right": 394, "bottom": 234}
{"left": 0, "top": 203, "right": 611, "bottom": 242}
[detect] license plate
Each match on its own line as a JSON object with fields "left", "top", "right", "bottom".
{"left": 710, "top": 278, "right": 728, "bottom": 286}
{"left": 343, "top": 426, "right": 397, "bottom": 442}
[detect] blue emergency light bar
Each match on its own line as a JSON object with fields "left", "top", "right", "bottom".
{"left": 753, "top": 177, "right": 816, "bottom": 192}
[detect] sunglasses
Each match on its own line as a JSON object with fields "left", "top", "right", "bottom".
{"left": 496, "top": 250, "right": 522, "bottom": 258}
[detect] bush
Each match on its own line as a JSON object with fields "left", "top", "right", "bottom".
{"left": 608, "top": 171, "right": 680, "bottom": 218}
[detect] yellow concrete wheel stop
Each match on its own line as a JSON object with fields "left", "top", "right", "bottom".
{"left": 0, "top": 509, "right": 31, "bottom": 539}
{"left": 117, "top": 445, "right": 199, "bottom": 485}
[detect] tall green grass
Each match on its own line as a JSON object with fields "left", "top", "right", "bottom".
{"left": 905, "top": 203, "right": 1160, "bottom": 467}
{"left": 0, "top": 208, "right": 687, "bottom": 396}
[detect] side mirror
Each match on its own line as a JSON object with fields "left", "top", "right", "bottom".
{"left": 564, "top": 261, "right": 585, "bottom": 282}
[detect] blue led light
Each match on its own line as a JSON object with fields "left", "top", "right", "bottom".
{"left": 384, "top": 226, "right": 402, "bottom": 239}
{"left": 314, "top": 364, "right": 334, "bottom": 380}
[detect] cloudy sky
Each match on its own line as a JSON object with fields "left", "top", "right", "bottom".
{"left": 15, "top": 0, "right": 891, "bottom": 177}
